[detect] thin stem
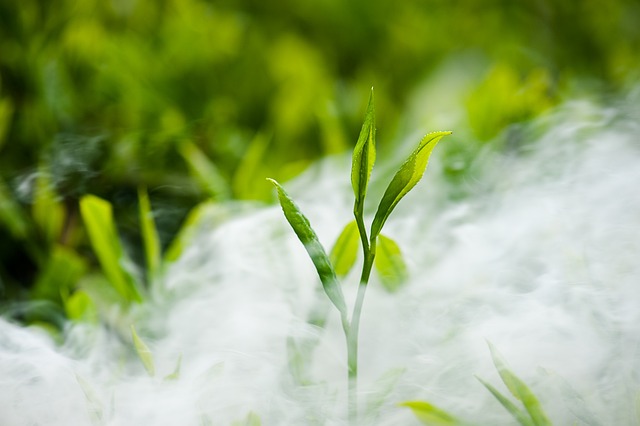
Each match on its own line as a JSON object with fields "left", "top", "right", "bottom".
{"left": 347, "top": 239, "right": 376, "bottom": 425}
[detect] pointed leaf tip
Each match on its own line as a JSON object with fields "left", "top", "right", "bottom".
{"left": 351, "top": 90, "right": 377, "bottom": 223}
{"left": 370, "top": 130, "right": 451, "bottom": 239}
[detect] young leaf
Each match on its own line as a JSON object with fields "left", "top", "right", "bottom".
{"left": 487, "top": 342, "right": 551, "bottom": 426}
{"left": 329, "top": 221, "right": 360, "bottom": 277}
{"left": 351, "top": 88, "right": 376, "bottom": 223}
{"left": 371, "top": 131, "right": 451, "bottom": 240}
{"left": 477, "top": 376, "right": 535, "bottom": 426}
{"left": 374, "top": 234, "right": 408, "bottom": 292}
{"left": 267, "top": 178, "right": 347, "bottom": 318}
{"left": 399, "top": 401, "right": 461, "bottom": 425}
{"left": 80, "top": 195, "right": 142, "bottom": 303}
{"left": 131, "top": 325, "right": 155, "bottom": 377}
{"left": 138, "top": 187, "right": 161, "bottom": 281}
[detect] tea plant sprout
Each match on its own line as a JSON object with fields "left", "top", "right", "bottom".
{"left": 269, "top": 88, "right": 451, "bottom": 423}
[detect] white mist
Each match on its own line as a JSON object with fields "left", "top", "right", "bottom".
{"left": 1, "top": 91, "right": 640, "bottom": 425}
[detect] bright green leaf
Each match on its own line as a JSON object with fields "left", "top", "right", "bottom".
{"left": 351, "top": 88, "right": 376, "bottom": 224}
{"left": 64, "top": 290, "right": 97, "bottom": 322}
{"left": 487, "top": 342, "right": 551, "bottom": 426}
{"left": 80, "top": 195, "right": 142, "bottom": 303}
{"left": 399, "top": 400, "right": 461, "bottom": 425}
{"left": 477, "top": 376, "right": 535, "bottom": 426}
{"left": 329, "top": 221, "right": 360, "bottom": 277}
{"left": 131, "top": 325, "right": 155, "bottom": 377}
{"left": 374, "top": 234, "right": 408, "bottom": 292}
{"left": 268, "top": 178, "right": 347, "bottom": 318}
{"left": 33, "top": 245, "right": 86, "bottom": 303}
{"left": 138, "top": 187, "right": 161, "bottom": 281}
{"left": 371, "top": 131, "right": 451, "bottom": 240}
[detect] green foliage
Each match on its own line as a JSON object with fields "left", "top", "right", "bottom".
{"left": 399, "top": 401, "right": 461, "bottom": 425}
{"left": 330, "top": 221, "right": 360, "bottom": 278}
{"left": 374, "top": 234, "right": 408, "bottom": 292}
{"left": 80, "top": 195, "right": 142, "bottom": 304}
{"left": 138, "top": 187, "right": 161, "bottom": 282}
{"left": 268, "top": 178, "right": 348, "bottom": 320}
{"left": 131, "top": 325, "right": 155, "bottom": 377}
{"left": 371, "top": 131, "right": 451, "bottom": 240}
{"left": 270, "top": 94, "right": 449, "bottom": 422}
{"left": 479, "top": 342, "right": 552, "bottom": 426}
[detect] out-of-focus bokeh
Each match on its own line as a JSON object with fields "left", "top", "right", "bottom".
{"left": 1, "top": 0, "right": 639, "bottom": 320}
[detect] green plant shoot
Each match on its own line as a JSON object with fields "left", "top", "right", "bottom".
{"left": 269, "top": 88, "right": 451, "bottom": 424}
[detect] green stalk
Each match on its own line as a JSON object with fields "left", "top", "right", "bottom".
{"left": 347, "top": 235, "right": 377, "bottom": 425}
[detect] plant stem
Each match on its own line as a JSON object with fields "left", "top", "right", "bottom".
{"left": 347, "top": 240, "right": 376, "bottom": 425}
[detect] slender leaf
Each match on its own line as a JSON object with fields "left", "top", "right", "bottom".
{"left": 0, "top": 176, "right": 30, "bottom": 240}
{"left": 80, "top": 195, "right": 142, "bottom": 303}
{"left": 33, "top": 245, "right": 86, "bottom": 303}
{"left": 487, "top": 342, "right": 551, "bottom": 426}
{"left": 374, "top": 234, "right": 408, "bottom": 292}
{"left": 477, "top": 376, "right": 535, "bottom": 426}
{"left": 399, "top": 401, "right": 461, "bottom": 425}
{"left": 32, "top": 169, "right": 65, "bottom": 245}
{"left": 268, "top": 178, "right": 347, "bottom": 317}
{"left": 131, "top": 325, "right": 155, "bottom": 377}
{"left": 371, "top": 131, "right": 451, "bottom": 240}
{"left": 329, "top": 220, "right": 360, "bottom": 277}
{"left": 138, "top": 187, "right": 161, "bottom": 280}
{"left": 179, "top": 140, "right": 230, "bottom": 200}
{"left": 351, "top": 88, "right": 376, "bottom": 223}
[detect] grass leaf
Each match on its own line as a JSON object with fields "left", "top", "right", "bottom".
{"left": 130, "top": 325, "right": 155, "bottom": 377}
{"left": 33, "top": 245, "right": 86, "bottom": 303}
{"left": 374, "top": 234, "right": 408, "bottom": 292}
{"left": 178, "top": 140, "right": 230, "bottom": 200}
{"left": 371, "top": 131, "right": 451, "bottom": 240}
{"left": 268, "top": 178, "right": 347, "bottom": 318}
{"left": 32, "top": 169, "right": 65, "bottom": 245}
{"left": 487, "top": 342, "right": 551, "bottom": 426}
{"left": 351, "top": 88, "right": 376, "bottom": 224}
{"left": 399, "top": 400, "right": 461, "bottom": 425}
{"left": 80, "top": 195, "right": 142, "bottom": 303}
{"left": 477, "top": 376, "right": 535, "bottom": 426}
{"left": 329, "top": 220, "right": 360, "bottom": 277}
{"left": 138, "top": 187, "right": 161, "bottom": 281}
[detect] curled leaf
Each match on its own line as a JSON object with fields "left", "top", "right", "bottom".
{"left": 371, "top": 131, "right": 451, "bottom": 240}
{"left": 268, "top": 179, "right": 347, "bottom": 318}
{"left": 351, "top": 88, "right": 376, "bottom": 223}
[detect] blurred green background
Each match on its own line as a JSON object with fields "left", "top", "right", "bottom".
{"left": 1, "top": 0, "right": 639, "bottom": 325}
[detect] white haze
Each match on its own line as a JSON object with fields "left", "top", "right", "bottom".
{"left": 2, "top": 90, "right": 640, "bottom": 425}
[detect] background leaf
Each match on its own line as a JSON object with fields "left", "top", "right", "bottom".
{"left": 131, "top": 325, "right": 155, "bottom": 377}
{"left": 399, "top": 400, "right": 461, "bottom": 425}
{"left": 374, "top": 234, "right": 408, "bottom": 292}
{"left": 138, "top": 187, "right": 161, "bottom": 282}
{"left": 477, "top": 376, "right": 535, "bottom": 426}
{"left": 80, "top": 195, "right": 142, "bottom": 304}
{"left": 371, "top": 131, "right": 451, "bottom": 240}
{"left": 268, "top": 178, "right": 347, "bottom": 318}
{"left": 329, "top": 221, "right": 360, "bottom": 277}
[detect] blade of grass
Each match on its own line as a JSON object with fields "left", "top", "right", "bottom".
{"left": 138, "top": 187, "right": 161, "bottom": 281}
{"left": 267, "top": 178, "right": 347, "bottom": 321}
{"left": 130, "top": 325, "right": 155, "bottom": 377}
{"left": 32, "top": 169, "right": 65, "bottom": 245}
{"left": 371, "top": 131, "right": 451, "bottom": 240}
{"left": 487, "top": 342, "right": 551, "bottom": 426}
{"left": 477, "top": 376, "right": 535, "bottom": 426}
{"left": 178, "top": 140, "right": 230, "bottom": 200}
{"left": 80, "top": 195, "right": 142, "bottom": 304}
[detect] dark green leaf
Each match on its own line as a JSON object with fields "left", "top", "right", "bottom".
{"left": 329, "top": 220, "right": 360, "bottom": 277}
{"left": 371, "top": 131, "right": 451, "bottom": 239}
{"left": 399, "top": 400, "right": 461, "bottom": 425}
{"left": 268, "top": 178, "right": 347, "bottom": 317}
{"left": 351, "top": 88, "right": 376, "bottom": 223}
{"left": 374, "top": 234, "right": 408, "bottom": 292}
